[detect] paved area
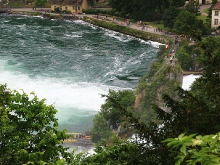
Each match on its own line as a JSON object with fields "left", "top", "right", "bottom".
{"left": 86, "top": 14, "right": 171, "bottom": 36}
{"left": 11, "top": 7, "right": 51, "bottom": 12}
{"left": 199, "top": 4, "right": 211, "bottom": 16}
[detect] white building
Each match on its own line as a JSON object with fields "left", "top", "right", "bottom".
{"left": 211, "top": 1, "right": 220, "bottom": 28}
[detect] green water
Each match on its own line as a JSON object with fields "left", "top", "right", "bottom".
{"left": 0, "top": 15, "right": 159, "bottom": 132}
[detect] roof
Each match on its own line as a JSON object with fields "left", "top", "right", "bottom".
{"left": 212, "top": 1, "right": 220, "bottom": 10}
{"left": 51, "top": 0, "right": 83, "bottom": 6}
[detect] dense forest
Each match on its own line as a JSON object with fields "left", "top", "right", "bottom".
{"left": 108, "top": 0, "right": 186, "bottom": 21}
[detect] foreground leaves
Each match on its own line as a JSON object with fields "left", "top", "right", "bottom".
{"left": 0, "top": 84, "right": 71, "bottom": 165}
{"left": 164, "top": 132, "right": 220, "bottom": 165}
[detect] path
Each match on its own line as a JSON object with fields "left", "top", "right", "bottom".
{"left": 199, "top": 4, "right": 211, "bottom": 16}
{"left": 84, "top": 14, "right": 174, "bottom": 38}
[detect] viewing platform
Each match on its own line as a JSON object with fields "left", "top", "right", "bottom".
{"left": 63, "top": 132, "right": 93, "bottom": 146}
{"left": 183, "top": 71, "right": 203, "bottom": 75}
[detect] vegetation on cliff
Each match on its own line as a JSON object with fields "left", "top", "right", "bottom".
{"left": 71, "top": 36, "right": 220, "bottom": 165}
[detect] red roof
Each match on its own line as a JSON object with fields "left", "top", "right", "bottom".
{"left": 212, "top": 1, "right": 220, "bottom": 10}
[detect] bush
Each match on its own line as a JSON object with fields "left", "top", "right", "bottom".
{"left": 83, "top": 9, "right": 107, "bottom": 15}
{"left": 54, "top": 7, "right": 60, "bottom": 13}
{"left": 62, "top": 10, "right": 72, "bottom": 14}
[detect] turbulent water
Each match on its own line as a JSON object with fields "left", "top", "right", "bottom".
{"left": 0, "top": 15, "right": 160, "bottom": 132}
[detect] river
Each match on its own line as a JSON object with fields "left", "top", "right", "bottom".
{"left": 0, "top": 15, "right": 160, "bottom": 133}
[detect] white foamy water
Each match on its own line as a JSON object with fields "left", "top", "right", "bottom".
{"left": 182, "top": 74, "right": 201, "bottom": 90}
{"left": 0, "top": 67, "right": 110, "bottom": 132}
{"left": 0, "top": 61, "right": 108, "bottom": 110}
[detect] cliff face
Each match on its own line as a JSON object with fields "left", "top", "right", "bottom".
{"left": 135, "top": 56, "right": 183, "bottom": 123}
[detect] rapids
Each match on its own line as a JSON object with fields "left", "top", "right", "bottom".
{"left": 0, "top": 15, "right": 159, "bottom": 132}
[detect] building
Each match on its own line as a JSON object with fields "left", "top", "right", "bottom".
{"left": 51, "top": 0, "right": 91, "bottom": 14}
{"left": 197, "top": 0, "right": 212, "bottom": 4}
{"left": 186, "top": 0, "right": 212, "bottom": 5}
{"left": 211, "top": 1, "right": 220, "bottom": 28}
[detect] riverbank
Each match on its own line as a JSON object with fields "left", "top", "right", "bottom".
{"left": 8, "top": 8, "right": 173, "bottom": 45}
{"left": 82, "top": 16, "right": 172, "bottom": 45}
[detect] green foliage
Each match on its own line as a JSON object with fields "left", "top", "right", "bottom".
{"left": 0, "top": 84, "right": 71, "bottom": 164}
{"left": 91, "top": 113, "right": 113, "bottom": 143}
{"left": 197, "top": 13, "right": 207, "bottom": 22}
{"left": 164, "top": 132, "right": 220, "bottom": 165}
{"left": 109, "top": 0, "right": 185, "bottom": 21}
{"left": 190, "top": 37, "right": 220, "bottom": 113}
{"left": 163, "top": 6, "right": 181, "bottom": 30}
{"left": 7, "top": 0, "right": 23, "bottom": 7}
{"left": 73, "top": 136, "right": 146, "bottom": 165}
{"left": 62, "top": 10, "right": 72, "bottom": 14}
{"left": 185, "top": 0, "right": 201, "bottom": 16}
{"left": 91, "top": 90, "right": 135, "bottom": 143}
{"left": 177, "top": 51, "right": 193, "bottom": 70}
{"left": 34, "top": 0, "right": 46, "bottom": 8}
{"left": 83, "top": 9, "right": 105, "bottom": 14}
{"left": 174, "top": 10, "right": 202, "bottom": 41}
{"left": 212, "top": 0, "right": 218, "bottom": 4}
{"left": 175, "top": 40, "right": 205, "bottom": 71}
{"left": 101, "top": 90, "right": 135, "bottom": 128}
{"left": 87, "top": 0, "right": 94, "bottom": 6}
{"left": 53, "top": 7, "right": 60, "bottom": 13}
{"left": 176, "top": 41, "right": 194, "bottom": 70}
{"left": 171, "top": 0, "right": 185, "bottom": 7}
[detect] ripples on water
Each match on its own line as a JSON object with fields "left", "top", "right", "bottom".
{"left": 0, "top": 15, "right": 159, "bottom": 132}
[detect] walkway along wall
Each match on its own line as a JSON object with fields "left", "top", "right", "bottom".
{"left": 82, "top": 16, "right": 172, "bottom": 45}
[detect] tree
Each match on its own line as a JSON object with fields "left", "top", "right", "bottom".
{"left": 91, "top": 113, "right": 113, "bottom": 143}
{"left": 109, "top": 0, "right": 185, "bottom": 21}
{"left": 174, "top": 10, "right": 202, "bottom": 41}
{"left": 163, "top": 6, "right": 181, "bottom": 30}
{"left": 171, "top": 0, "right": 185, "bottom": 7}
{"left": 0, "top": 84, "right": 71, "bottom": 164}
{"left": 72, "top": 136, "right": 146, "bottom": 165}
{"left": 91, "top": 90, "right": 135, "bottom": 142}
{"left": 34, "top": 0, "right": 47, "bottom": 8}
{"left": 100, "top": 90, "right": 135, "bottom": 130}
{"left": 109, "top": 0, "right": 128, "bottom": 13}
{"left": 87, "top": 0, "right": 95, "bottom": 6}
{"left": 185, "top": 0, "right": 201, "bottom": 16}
